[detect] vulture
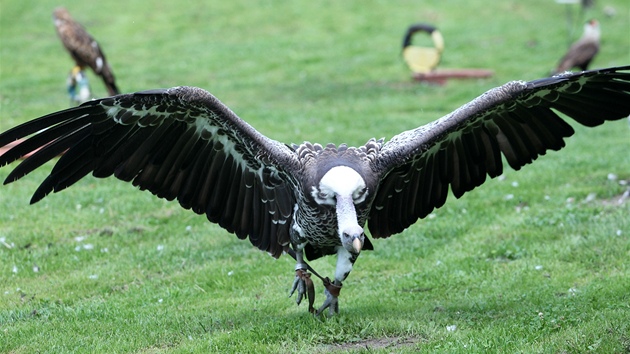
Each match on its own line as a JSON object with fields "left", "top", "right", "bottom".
{"left": 1, "top": 66, "right": 630, "bottom": 315}
{"left": 402, "top": 23, "right": 445, "bottom": 74}
{"left": 53, "top": 7, "right": 120, "bottom": 98}
{"left": 553, "top": 19, "right": 601, "bottom": 75}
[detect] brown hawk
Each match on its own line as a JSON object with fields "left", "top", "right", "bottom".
{"left": 553, "top": 19, "right": 600, "bottom": 75}
{"left": 53, "top": 7, "right": 120, "bottom": 97}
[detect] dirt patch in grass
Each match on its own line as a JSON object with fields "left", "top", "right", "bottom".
{"left": 320, "top": 336, "right": 422, "bottom": 352}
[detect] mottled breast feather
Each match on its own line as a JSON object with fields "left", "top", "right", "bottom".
{"left": 288, "top": 140, "right": 381, "bottom": 259}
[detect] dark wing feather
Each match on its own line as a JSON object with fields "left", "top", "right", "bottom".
{"left": 0, "top": 86, "right": 298, "bottom": 257}
{"left": 369, "top": 66, "right": 630, "bottom": 239}
{"left": 53, "top": 7, "right": 120, "bottom": 95}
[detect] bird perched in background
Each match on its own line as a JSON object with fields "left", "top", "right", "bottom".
{"left": 53, "top": 7, "right": 120, "bottom": 98}
{"left": 402, "top": 23, "right": 444, "bottom": 74}
{"left": 67, "top": 66, "right": 92, "bottom": 105}
{"left": 1, "top": 66, "right": 629, "bottom": 315}
{"left": 553, "top": 19, "right": 600, "bottom": 74}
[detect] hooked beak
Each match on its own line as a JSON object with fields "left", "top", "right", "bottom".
{"left": 352, "top": 237, "right": 362, "bottom": 254}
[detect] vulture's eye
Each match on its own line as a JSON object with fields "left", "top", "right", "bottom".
{"left": 354, "top": 188, "right": 367, "bottom": 200}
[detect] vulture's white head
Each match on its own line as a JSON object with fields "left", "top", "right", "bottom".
{"left": 314, "top": 165, "right": 368, "bottom": 254}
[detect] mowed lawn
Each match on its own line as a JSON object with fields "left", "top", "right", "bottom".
{"left": 1, "top": 0, "right": 629, "bottom": 352}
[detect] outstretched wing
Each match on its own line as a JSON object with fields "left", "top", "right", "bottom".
{"left": 0, "top": 86, "right": 298, "bottom": 257}
{"left": 369, "top": 66, "right": 630, "bottom": 238}
{"left": 53, "top": 7, "right": 119, "bottom": 96}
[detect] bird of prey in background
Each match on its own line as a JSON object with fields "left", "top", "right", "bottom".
{"left": 53, "top": 7, "right": 120, "bottom": 99}
{"left": 553, "top": 19, "right": 600, "bottom": 74}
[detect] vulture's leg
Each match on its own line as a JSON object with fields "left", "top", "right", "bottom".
{"left": 289, "top": 249, "right": 310, "bottom": 306}
{"left": 316, "top": 278, "right": 342, "bottom": 315}
{"left": 316, "top": 246, "right": 357, "bottom": 316}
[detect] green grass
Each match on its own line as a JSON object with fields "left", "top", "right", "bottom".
{"left": 1, "top": 0, "right": 630, "bottom": 352}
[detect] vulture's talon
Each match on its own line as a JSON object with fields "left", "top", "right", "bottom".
{"left": 289, "top": 276, "right": 304, "bottom": 305}
{"left": 290, "top": 269, "right": 311, "bottom": 306}
{"left": 316, "top": 278, "right": 341, "bottom": 316}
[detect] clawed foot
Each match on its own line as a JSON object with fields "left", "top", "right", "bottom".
{"left": 289, "top": 269, "right": 316, "bottom": 313}
{"left": 315, "top": 277, "right": 342, "bottom": 316}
